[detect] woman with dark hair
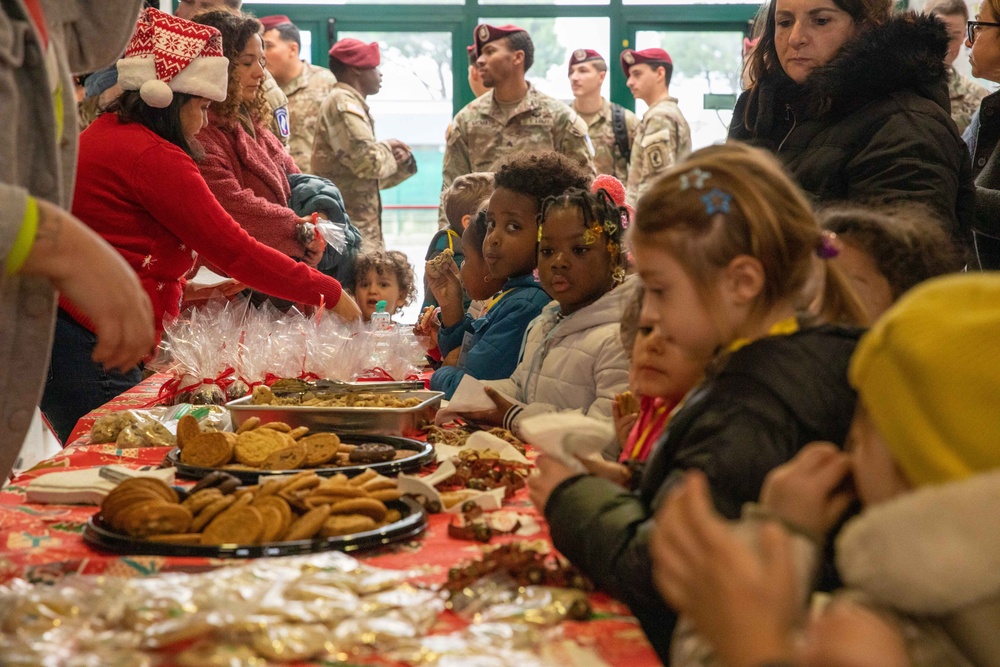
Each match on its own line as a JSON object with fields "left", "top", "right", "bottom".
{"left": 190, "top": 10, "right": 329, "bottom": 271}
{"left": 964, "top": 0, "right": 1000, "bottom": 268}
{"left": 41, "top": 8, "right": 360, "bottom": 444}
{"left": 731, "top": 0, "right": 975, "bottom": 243}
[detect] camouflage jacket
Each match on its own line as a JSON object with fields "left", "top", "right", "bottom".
{"left": 626, "top": 95, "right": 691, "bottom": 208}
{"left": 262, "top": 70, "right": 290, "bottom": 148}
{"left": 310, "top": 83, "right": 416, "bottom": 248}
{"left": 949, "top": 69, "right": 990, "bottom": 136}
{"left": 441, "top": 84, "right": 595, "bottom": 224}
{"left": 574, "top": 97, "right": 639, "bottom": 181}
{"left": 281, "top": 62, "right": 337, "bottom": 173}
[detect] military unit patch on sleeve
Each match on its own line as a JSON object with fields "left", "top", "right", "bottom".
{"left": 274, "top": 107, "right": 290, "bottom": 138}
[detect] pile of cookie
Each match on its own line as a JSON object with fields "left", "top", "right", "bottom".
{"left": 251, "top": 385, "right": 423, "bottom": 408}
{"left": 176, "top": 415, "right": 406, "bottom": 471}
{"left": 99, "top": 469, "right": 405, "bottom": 546}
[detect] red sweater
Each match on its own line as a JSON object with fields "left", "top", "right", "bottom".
{"left": 196, "top": 115, "right": 305, "bottom": 259}
{"left": 68, "top": 113, "right": 342, "bottom": 334}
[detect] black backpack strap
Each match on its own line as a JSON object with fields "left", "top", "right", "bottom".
{"left": 611, "top": 102, "right": 631, "bottom": 164}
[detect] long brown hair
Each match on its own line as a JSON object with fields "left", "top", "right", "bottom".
{"left": 191, "top": 10, "right": 269, "bottom": 128}
{"left": 741, "top": 0, "right": 893, "bottom": 128}
{"left": 632, "top": 142, "right": 869, "bottom": 327}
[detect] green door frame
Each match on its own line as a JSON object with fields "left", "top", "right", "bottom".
{"left": 185, "top": 2, "right": 759, "bottom": 114}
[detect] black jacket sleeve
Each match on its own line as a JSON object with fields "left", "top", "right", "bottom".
{"left": 545, "top": 374, "right": 803, "bottom": 663}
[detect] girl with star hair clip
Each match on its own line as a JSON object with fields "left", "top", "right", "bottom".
{"left": 527, "top": 142, "right": 869, "bottom": 663}
{"left": 459, "top": 187, "right": 636, "bottom": 437}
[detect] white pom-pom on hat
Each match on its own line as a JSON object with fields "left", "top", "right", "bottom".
{"left": 140, "top": 79, "right": 173, "bottom": 108}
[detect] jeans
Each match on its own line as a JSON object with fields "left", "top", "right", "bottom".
{"left": 41, "top": 310, "right": 142, "bottom": 445}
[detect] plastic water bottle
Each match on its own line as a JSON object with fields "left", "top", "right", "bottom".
{"left": 371, "top": 300, "right": 392, "bottom": 332}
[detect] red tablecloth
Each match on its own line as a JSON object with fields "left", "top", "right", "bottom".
{"left": 1, "top": 376, "right": 659, "bottom": 666}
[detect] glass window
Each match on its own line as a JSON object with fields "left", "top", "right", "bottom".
{"left": 634, "top": 29, "right": 743, "bottom": 148}
{"left": 478, "top": 17, "right": 610, "bottom": 100}
{"left": 299, "top": 29, "right": 313, "bottom": 64}
{"left": 338, "top": 30, "right": 455, "bottom": 321}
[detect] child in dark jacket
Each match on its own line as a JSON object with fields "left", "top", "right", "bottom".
{"left": 527, "top": 142, "right": 869, "bottom": 662}
{"left": 428, "top": 152, "right": 590, "bottom": 399}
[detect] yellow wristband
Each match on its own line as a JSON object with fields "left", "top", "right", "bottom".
{"left": 5, "top": 196, "right": 40, "bottom": 275}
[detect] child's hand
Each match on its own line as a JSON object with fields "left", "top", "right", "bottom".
{"left": 576, "top": 455, "right": 631, "bottom": 487}
{"left": 800, "top": 598, "right": 910, "bottom": 667}
{"left": 528, "top": 454, "right": 583, "bottom": 512}
{"left": 413, "top": 307, "right": 440, "bottom": 350}
{"left": 457, "top": 386, "right": 511, "bottom": 427}
{"left": 425, "top": 257, "right": 464, "bottom": 326}
{"left": 759, "top": 442, "right": 855, "bottom": 543}
{"left": 612, "top": 398, "right": 639, "bottom": 450}
{"left": 652, "top": 471, "right": 799, "bottom": 667}
{"left": 440, "top": 347, "right": 461, "bottom": 366}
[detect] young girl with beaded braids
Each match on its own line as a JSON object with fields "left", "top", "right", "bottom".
{"left": 459, "top": 188, "right": 635, "bottom": 436}
{"left": 527, "top": 142, "right": 869, "bottom": 663}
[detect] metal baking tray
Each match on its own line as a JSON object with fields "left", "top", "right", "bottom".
{"left": 226, "top": 391, "right": 443, "bottom": 437}
{"left": 83, "top": 497, "right": 427, "bottom": 558}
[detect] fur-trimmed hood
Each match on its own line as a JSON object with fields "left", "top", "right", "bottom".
{"left": 741, "top": 12, "right": 952, "bottom": 127}
{"left": 805, "top": 12, "right": 951, "bottom": 118}
{"left": 836, "top": 469, "right": 1000, "bottom": 614}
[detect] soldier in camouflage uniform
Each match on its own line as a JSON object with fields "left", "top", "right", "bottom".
{"left": 261, "top": 16, "right": 338, "bottom": 172}
{"left": 441, "top": 24, "right": 594, "bottom": 225}
{"left": 311, "top": 39, "right": 416, "bottom": 249}
{"left": 621, "top": 47, "right": 691, "bottom": 209}
{"left": 925, "top": 0, "right": 990, "bottom": 135}
{"left": 568, "top": 48, "right": 638, "bottom": 181}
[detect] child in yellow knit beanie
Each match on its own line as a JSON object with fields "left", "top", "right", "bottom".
{"left": 650, "top": 273, "right": 1000, "bottom": 667}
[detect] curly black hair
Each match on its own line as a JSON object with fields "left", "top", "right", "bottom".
{"left": 350, "top": 250, "right": 418, "bottom": 311}
{"left": 819, "top": 203, "right": 966, "bottom": 301}
{"left": 539, "top": 187, "right": 627, "bottom": 271}
{"left": 492, "top": 152, "right": 590, "bottom": 211}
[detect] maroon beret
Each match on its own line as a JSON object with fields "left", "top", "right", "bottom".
{"left": 568, "top": 48, "right": 605, "bottom": 73}
{"left": 473, "top": 24, "right": 527, "bottom": 54}
{"left": 259, "top": 15, "right": 292, "bottom": 32}
{"left": 620, "top": 47, "right": 672, "bottom": 77}
{"left": 328, "top": 38, "right": 380, "bottom": 69}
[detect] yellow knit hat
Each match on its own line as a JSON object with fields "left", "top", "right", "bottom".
{"left": 849, "top": 273, "right": 1000, "bottom": 487}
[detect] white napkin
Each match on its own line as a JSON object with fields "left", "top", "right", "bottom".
{"left": 518, "top": 412, "right": 615, "bottom": 473}
{"left": 26, "top": 466, "right": 176, "bottom": 505}
{"left": 397, "top": 461, "right": 506, "bottom": 514}
{"left": 434, "top": 376, "right": 507, "bottom": 425}
{"left": 434, "top": 430, "right": 529, "bottom": 464}
{"left": 187, "top": 266, "right": 237, "bottom": 290}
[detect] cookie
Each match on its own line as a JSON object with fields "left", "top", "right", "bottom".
{"left": 283, "top": 504, "right": 332, "bottom": 541}
{"left": 133, "top": 503, "right": 194, "bottom": 537}
{"left": 299, "top": 433, "right": 341, "bottom": 467}
{"left": 383, "top": 509, "right": 402, "bottom": 524}
{"left": 188, "top": 470, "right": 241, "bottom": 495}
{"left": 287, "top": 426, "right": 309, "bottom": 440}
{"left": 176, "top": 415, "right": 202, "bottom": 451}
{"left": 111, "top": 477, "right": 179, "bottom": 504}
{"left": 319, "top": 514, "right": 377, "bottom": 537}
{"left": 347, "top": 469, "right": 377, "bottom": 487}
{"left": 251, "top": 494, "right": 293, "bottom": 533}
{"left": 260, "top": 422, "right": 292, "bottom": 433}
{"left": 200, "top": 506, "right": 263, "bottom": 545}
{"left": 348, "top": 443, "right": 396, "bottom": 464}
{"left": 369, "top": 488, "right": 402, "bottom": 503}
{"left": 261, "top": 443, "right": 307, "bottom": 471}
{"left": 190, "top": 494, "right": 236, "bottom": 532}
{"left": 235, "top": 416, "right": 261, "bottom": 434}
{"left": 615, "top": 390, "right": 641, "bottom": 417}
{"left": 256, "top": 505, "right": 286, "bottom": 543}
{"left": 180, "top": 432, "right": 236, "bottom": 468}
{"left": 181, "top": 488, "right": 223, "bottom": 513}
{"left": 234, "top": 428, "right": 294, "bottom": 468}
{"left": 328, "top": 497, "right": 387, "bottom": 522}
{"left": 362, "top": 476, "right": 395, "bottom": 493}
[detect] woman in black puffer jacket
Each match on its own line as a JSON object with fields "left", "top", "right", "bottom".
{"left": 732, "top": 0, "right": 975, "bottom": 248}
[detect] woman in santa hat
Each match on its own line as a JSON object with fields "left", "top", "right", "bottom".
{"left": 40, "top": 7, "right": 361, "bottom": 445}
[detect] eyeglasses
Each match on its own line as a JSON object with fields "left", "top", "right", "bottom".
{"left": 967, "top": 20, "right": 1000, "bottom": 45}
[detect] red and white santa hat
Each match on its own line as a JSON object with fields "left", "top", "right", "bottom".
{"left": 117, "top": 7, "right": 229, "bottom": 109}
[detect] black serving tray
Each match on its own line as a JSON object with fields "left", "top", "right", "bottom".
{"left": 164, "top": 434, "right": 434, "bottom": 484}
{"left": 83, "top": 497, "right": 427, "bottom": 558}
